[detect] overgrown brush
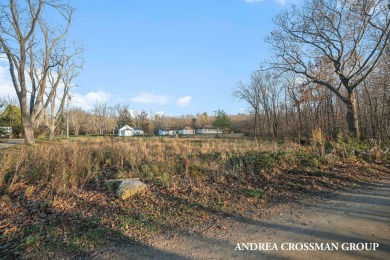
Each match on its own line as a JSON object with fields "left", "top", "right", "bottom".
{"left": 0, "top": 137, "right": 284, "bottom": 191}
{"left": 0, "top": 136, "right": 387, "bottom": 193}
{"left": 310, "top": 129, "right": 389, "bottom": 162}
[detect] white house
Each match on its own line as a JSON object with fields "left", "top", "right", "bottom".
{"left": 159, "top": 129, "right": 177, "bottom": 136}
{"left": 118, "top": 125, "right": 134, "bottom": 137}
{"left": 118, "top": 125, "right": 144, "bottom": 136}
{"left": 178, "top": 127, "right": 195, "bottom": 135}
{"left": 133, "top": 128, "right": 144, "bottom": 136}
{"left": 195, "top": 125, "right": 222, "bottom": 135}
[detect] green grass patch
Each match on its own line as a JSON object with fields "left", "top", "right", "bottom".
{"left": 67, "top": 228, "right": 109, "bottom": 251}
{"left": 18, "top": 225, "right": 43, "bottom": 251}
{"left": 243, "top": 188, "right": 265, "bottom": 198}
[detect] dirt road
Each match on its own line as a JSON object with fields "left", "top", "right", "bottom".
{"left": 0, "top": 139, "right": 24, "bottom": 149}
{"left": 97, "top": 179, "right": 390, "bottom": 260}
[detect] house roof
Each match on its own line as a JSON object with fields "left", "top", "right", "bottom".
{"left": 119, "top": 125, "right": 134, "bottom": 131}
{"left": 180, "top": 126, "right": 193, "bottom": 130}
{"left": 201, "top": 125, "right": 214, "bottom": 129}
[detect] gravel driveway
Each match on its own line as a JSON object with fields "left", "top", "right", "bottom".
{"left": 97, "top": 180, "right": 390, "bottom": 260}
{"left": 0, "top": 139, "right": 25, "bottom": 149}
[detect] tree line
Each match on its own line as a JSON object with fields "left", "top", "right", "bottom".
{"left": 0, "top": 98, "right": 236, "bottom": 137}
{"left": 59, "top": 105, "right": 235, "bottom": 137}
{"left": 1, "top": 0, "right": 389, "bottom": 143}
{"left": 234, "top": 0, "right": 389, "bottom": 142}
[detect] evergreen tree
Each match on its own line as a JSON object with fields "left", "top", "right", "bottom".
{"left": 213, "top": 109, "right": 232, "bottom": 133}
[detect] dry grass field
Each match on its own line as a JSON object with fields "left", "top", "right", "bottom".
{"left": 0, "top": 136, "right": 389, "bottom": 258}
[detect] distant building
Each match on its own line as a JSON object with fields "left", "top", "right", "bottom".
{"left": 178, "top": 127, "right": 195, "bottom": 135}
{"left": 118, "top": 125, "right": 144, "bottom": 137}
{"left": 132, "top": 128, "right": 144, "bottom": 136}
{"left": 158, "top": 129, "right": 177, "bottom": 136}
{"left": 118, "top": 125, "right": 133, "bottom": 136}
{"left": 196, "top": 125, "right": 222, "bottom": 135}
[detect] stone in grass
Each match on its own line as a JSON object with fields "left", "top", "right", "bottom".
{"left": 106, "top": 179, "right": 147, "bottom": 200}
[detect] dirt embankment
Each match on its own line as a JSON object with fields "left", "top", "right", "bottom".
{"left": 98, "top": 180, "right": 390, "bottom": 260}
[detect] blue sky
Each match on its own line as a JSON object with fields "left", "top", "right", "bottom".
{"left": 1, "top": 0, "right": 292, "bottom": 116}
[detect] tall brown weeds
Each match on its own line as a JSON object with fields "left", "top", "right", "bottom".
{"left": 0, "top": 137, "right": 285, "bottom": 192}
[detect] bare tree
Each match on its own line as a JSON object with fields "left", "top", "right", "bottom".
{"left": 0, "top": 98, "right": 6, "bottom": 113}
{"left": 257, "top": 72, "right": 281, "bottom": 138}
{"left": 131, "top": 109, "right": 150, "bottom": 132}
{"left": 265, "top": 0, "right": 390, "bottom": 137}
{"left": 233, "top": 72, "right": 262, "bottom": 141}
{"left": 92, "top": 102, "right": 109, "bottom": 135}
{"left": 68, "top": 108, "right": 86, "bottom": 136}
{"left": 151, "top": 113, "right": 166, "bottom": 134}
{"left": 195, "top": 112, "right": 212, "bottom": 128}
{"left": 112, "top": 104, "right": 134, "bottom": 131}
{"left": 42, "top": 49, "right": 82, "bottom": 139}
{"left": 233, "top": 70, "right": 283, "bottom": 139}
{"left": 0, "top": 0, "right": 75, "bottom": 144}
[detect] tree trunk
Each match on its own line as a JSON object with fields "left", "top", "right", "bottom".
{"left": 253, "top": 110, "right": 258, "bottom": 144}
{"left": 22, "top": 116, "right": 35, "bottom": 145}
{"left": 49, "top": 126, "right": 56, "bottom": 140}
{"left": 297, "top": 105, "right": 302, "bottom": 143}
{"left": 345, "top": 90, "right": 360, "bottom": 138}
